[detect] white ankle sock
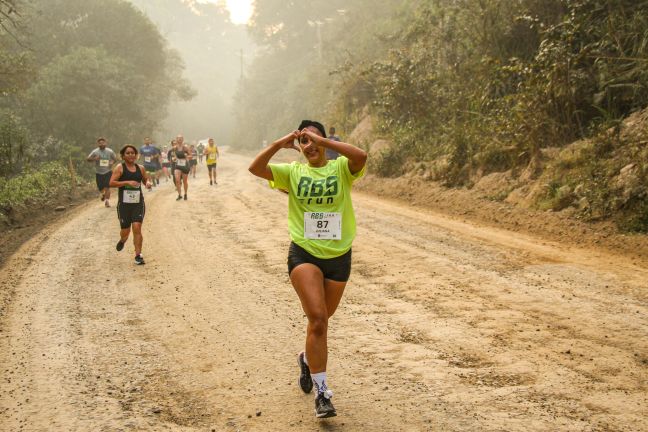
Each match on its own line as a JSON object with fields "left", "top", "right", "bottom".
{"left": 303, "top": 352, "right": 308, "bottom": 366}
{"left": 311, "top": 372, "right": 328, "bottom": 395}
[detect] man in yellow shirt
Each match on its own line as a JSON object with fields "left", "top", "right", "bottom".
{"left": 204, "top": 138, "right": 219, "bottom": 185}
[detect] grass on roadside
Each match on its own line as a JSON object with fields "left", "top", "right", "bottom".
{"left": 0, "top": 162, "right": 80, "bottom": 224}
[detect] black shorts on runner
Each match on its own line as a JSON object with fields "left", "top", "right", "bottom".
{"left": 189, "top": 159, "right": 197, "bottom": 167}
{"left": 144, "top": 163, "right": 157, "bottom": 173}
{"left": 162, "top": 162, "right": 171, "bottom": 168}
{"left": 96, "top": 172, "right": 112, "bottom": 191}
{"left": 117, "top": 202, "right": 145, "bottom": 229}
{"left": 175, "top": 166, "right": 190, "bottom": 175}
{"left": 207, "top": 164, "right": 217, "bottom": 171}
{"left": 288, "top": 242, "right": 352, "bottom": 282}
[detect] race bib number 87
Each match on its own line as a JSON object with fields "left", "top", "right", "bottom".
{"left": 304, "top": 212, "right": 341, "bottom": 240}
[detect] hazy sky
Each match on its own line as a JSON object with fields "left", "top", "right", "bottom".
{"left": 196, "top": 0, "right": 253, "bottom": 24}
{"left": 129, "top": 0, "right": 254, "bottom": 143}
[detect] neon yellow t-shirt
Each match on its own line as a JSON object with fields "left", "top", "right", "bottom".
{"left": 269, "top": 156, "right": 365, "bottom": 259}
{"left": 206, "top": 146, "right": 218, "bottom": 165}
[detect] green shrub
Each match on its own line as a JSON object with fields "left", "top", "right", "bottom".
{"left": 0, "top": 162, "right": 78, "bottom": 214}
{"left": 373, "top": 145, "right": 406, "bottom": 177}
{"left": 617, "top": 195, "right": 648, "bottom": 233}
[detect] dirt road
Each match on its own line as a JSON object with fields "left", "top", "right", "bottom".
{"left": 1, "top": 151, "right": 646, "bottom": 431}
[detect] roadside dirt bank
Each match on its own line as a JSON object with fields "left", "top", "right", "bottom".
{"left": 356, "top": 173, "right": 648, "bottom": 265}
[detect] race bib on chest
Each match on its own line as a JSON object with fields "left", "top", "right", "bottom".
{"left": 304, "top": 212, "right": 342, "bottom": 240}
{"left": 99, "top": 159, "right": 110, "bottom": 167}
{"left": 176, "top": 159, "right": 187, "bottom": 167}
{"left": 209, "top": 153, "right": 216, "bottom": 160}
{"left": 123, "top": 189, "right": 141, "bottom": 204}
{"left": 144, "top": 156, "right": 152, "bottom": 163}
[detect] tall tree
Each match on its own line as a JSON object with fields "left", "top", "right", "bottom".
{"left": 232, "top": 0, "right": 403, "bottom": 148}
{"left": 0, "top": 0, "right": 31, "bottom": 95}
{"left": 18, "top": 0, "right": 194, "bottom": 153}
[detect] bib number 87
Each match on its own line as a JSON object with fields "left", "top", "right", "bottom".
{"left": 304, "top": 212, "right": 341, "bottom": 240}
{"left": 311, "top": 212, "right": 329, "bottom": 230}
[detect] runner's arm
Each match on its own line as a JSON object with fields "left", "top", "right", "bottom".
{"left": 248, "top": 131, "right": 300, "bottom": 181}
{"left": 86, "top": 150, "right": 98, "bottom": 162}
{"left": 109, "top": 164, "right": 124, "bottom": 187}
{"left": 303, "top": 129, "right": 367, "bottom": 174}
{"left": 139, "top": 165, "right": 152, "bottom": 189}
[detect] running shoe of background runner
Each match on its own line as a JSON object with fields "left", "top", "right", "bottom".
{"left": 135, "top": 254, "right": 145, "bottom": 265}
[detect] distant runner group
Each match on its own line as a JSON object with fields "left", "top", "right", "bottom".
{"left": 86, "top": 135, "right": 220, "bottom": 265}
{"left": 85, "top": 122, "right": 364, "bottom": 420}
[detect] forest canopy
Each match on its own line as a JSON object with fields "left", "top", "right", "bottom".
{"left": 235, "top": 0, "right": 648, "bottom": 172}
{"left": 233, "top": 0, "right": 648, "bottom": 231}
{"left": 0, "top": 0, "right": 194, "bottom": 177}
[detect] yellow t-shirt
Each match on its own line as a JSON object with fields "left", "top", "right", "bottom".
{"left": 269, "top": 156, "right": 365, "bottom": 258}
{"left": 206, "top": 146, "right": 218, "bottom": 165}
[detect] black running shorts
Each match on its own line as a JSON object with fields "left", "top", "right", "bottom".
{"left": 175, "top": 165, "right": 190, "bottom": 175}
{"left": 207, "top": 164, "right": 217, "bottom": 171}
{"left": 96, "top": 172, "right": 112, "bottom": 191}
{"left": 287, "top": 242, "right": 352, "bottom": 282}
{"left": 117, "top": 202, "right": 145, "bottom": 229}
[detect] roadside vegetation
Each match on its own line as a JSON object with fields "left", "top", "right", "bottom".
{"left": 0, "top": 162, "right": 83, "bottom": 225}
{"left": 234, "top": 0, "right": 648, "bottom": 232}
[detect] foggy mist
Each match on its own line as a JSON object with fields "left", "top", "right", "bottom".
{"left": 129, "top": 0, "right": 254, "bottom": 147}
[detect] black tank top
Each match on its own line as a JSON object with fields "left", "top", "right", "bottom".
{"left": 175, "top": 149, "right": 187, "bottom": 159}
{"left": 118, "top": 163, "right": 144, "bottom": 204}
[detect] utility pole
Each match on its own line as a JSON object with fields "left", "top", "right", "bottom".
{"left": 239, "top": 48, "right": 244, "bottom": 78}
{"left": 316, "top": 22, "right": 323, "bottom": 61}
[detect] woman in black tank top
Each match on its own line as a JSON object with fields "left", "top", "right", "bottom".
{"left": 109, "top": 145, "right": 152, "bottom": 265}
{"left": 172, "top": 139, "right": 190, "bottom": 201}
{"left": 117, "top": 161, "right": 143, "bottom": 204}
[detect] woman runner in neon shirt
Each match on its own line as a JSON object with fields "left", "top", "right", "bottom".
{"left": 248, "top": 120, "right": 367, "bottom": 418}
